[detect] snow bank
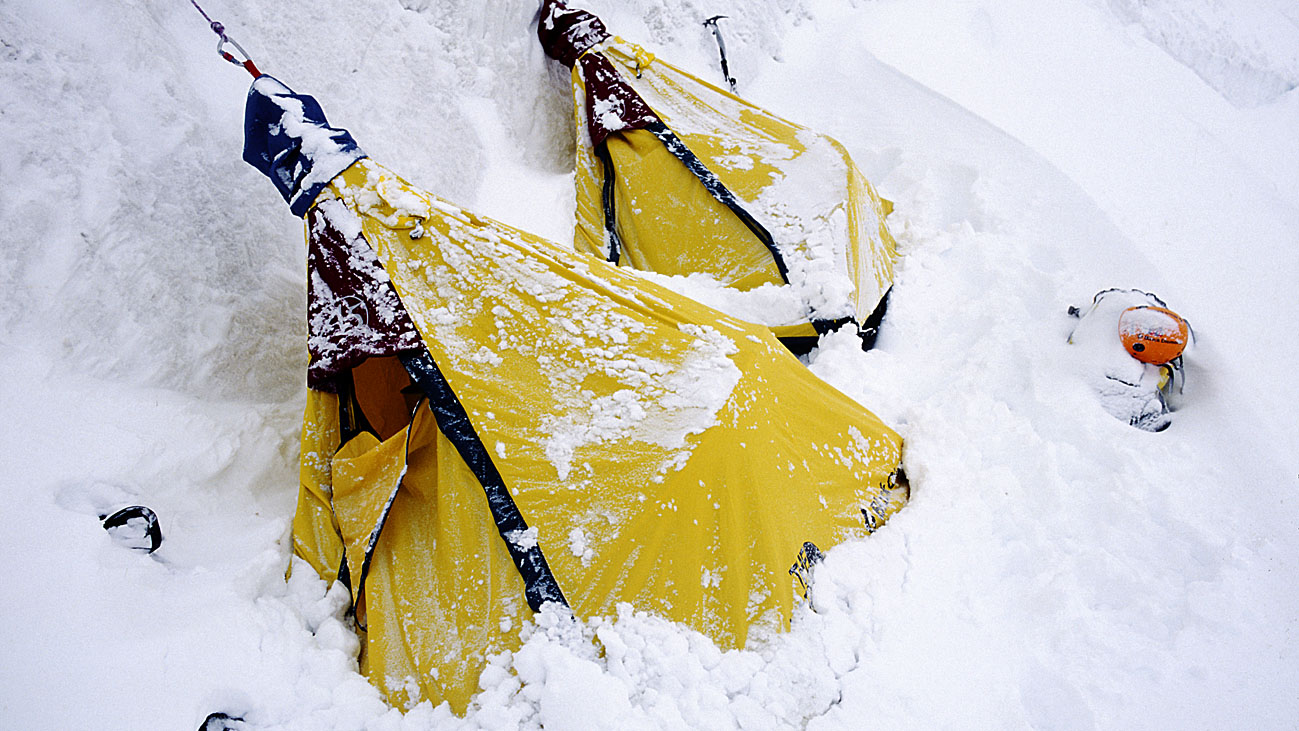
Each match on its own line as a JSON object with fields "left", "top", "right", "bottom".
{"left": 848, "top": 0, "right": 1299, "bottom": 458}
{"left": 1107, "top": 0, "right": 1299, "bottom": 108}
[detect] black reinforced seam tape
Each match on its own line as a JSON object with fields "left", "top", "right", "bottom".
{"left": 399, "top": 349, "right": 568, "bottom": 611}
{"left": 644, "top": 121, "right": 790, "bottom": 284}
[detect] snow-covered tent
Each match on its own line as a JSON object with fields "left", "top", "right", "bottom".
{"left": 243, "top": 76, "right": 908, "bottom": 711}
{"left": 538, "top": 0, "right": 899, "bottom": 351}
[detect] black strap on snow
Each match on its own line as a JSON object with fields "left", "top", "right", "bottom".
{"left": 101, "top": 505, "right": 163, "bottom": 553}
{"left": 779, "top": 317, "right": 855, "bottom": 357}
{"left": 399, "top": 349, "right": 568, "bottom": 612}
{"left": 812, "top": 316, "right": 854, "bottom": 337}
{"left": 781, "top": 286, "right": 893, "bottom": 355}
{"left": 855, "top": 285, "right": 892, "bottom": 352}
{"left": 198, "top": 712, "right": 245, "bottom": 731}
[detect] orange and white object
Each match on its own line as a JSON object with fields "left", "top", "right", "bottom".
{"left": 1067, "top": 289, "right": 1191, "bottom": 431}
{"left": 1118, "top": 305, "right": 1190, "bottom": 365}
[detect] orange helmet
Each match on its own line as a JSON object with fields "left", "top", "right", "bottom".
{"left": 1118, "top": 305, "right": 1189, "bottom": 364}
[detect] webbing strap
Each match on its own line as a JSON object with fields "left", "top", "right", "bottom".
{"left": 642, "top": 121, "right": 791, "bottom": 283}
{"left": 596, "top": 122, "right": 790, "bottom": 283}
{"left": 399, "top": 350, "right": 568, "bottom": 611}
{"left": 596, "top": 143, "right": 623, "bottom": 264}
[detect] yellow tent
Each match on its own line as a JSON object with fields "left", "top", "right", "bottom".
{"left": 539, "top": 0, "right": 899, "bottom": 351}
{"left": 245, "top": 75, "right": 907, "bottom": 713}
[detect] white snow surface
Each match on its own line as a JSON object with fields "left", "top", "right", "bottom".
{"left": 2, "top": 0, "right": 1297, "bottom": 728}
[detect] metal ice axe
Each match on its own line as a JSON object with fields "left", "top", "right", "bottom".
{"left": 703, "top": 15, "right": 738, "bottom": 93}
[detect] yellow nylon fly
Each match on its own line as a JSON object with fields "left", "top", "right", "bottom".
{"left": 290, "top": 159, "right": 906, "bottom": 712}
{"left": 569, "top": 38, "right": 899, "bottom": 333}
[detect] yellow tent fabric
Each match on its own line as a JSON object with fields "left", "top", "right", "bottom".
{"left": 289, "top": 158, "right": 908, "bottom": 712}
{"left": 563, "top": 37, "right": 899, "bottom": 339}
{"left": 603, "top": 127, "right": 782, "bottom": 292}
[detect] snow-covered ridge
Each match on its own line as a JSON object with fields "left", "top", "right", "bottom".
{"left": 1106, "top": 0, "right": 1299, "bottom": 107}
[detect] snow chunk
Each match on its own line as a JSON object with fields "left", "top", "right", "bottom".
{"left": 506, "top": 526, "right": 539, "bottom": 552}
{"left": 542, "top": 323, "right": 742, "bottom": 481}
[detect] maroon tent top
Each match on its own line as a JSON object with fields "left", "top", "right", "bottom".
{"left": 537, "top": 0, "right": 608, "bottom": 67}
{"left": 306, "top": 201, "right": 423, "bottom": 391}
{"left": 538, "top": 0, "right": 661, "bottom": 147}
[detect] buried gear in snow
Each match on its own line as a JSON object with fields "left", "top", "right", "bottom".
{"left": 1118, "top": 305, "right": 1190, "bottom": 365}
{"left": 1068, "top": 289, "right": 1191, "bottom": 432}
{"left": 101, "top": 505, "right": 163, "bottom": 553}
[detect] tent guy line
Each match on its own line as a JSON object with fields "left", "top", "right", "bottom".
{"left": 186, "top": 0, "right": 261, "bottom": 77}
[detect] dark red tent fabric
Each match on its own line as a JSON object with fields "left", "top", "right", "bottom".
{"left": 538, "top": 0, "right": 661, "bottom": 147}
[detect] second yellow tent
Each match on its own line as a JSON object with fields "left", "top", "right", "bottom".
{"left": 540, "top": 0, "right": 899, "bottom": 350}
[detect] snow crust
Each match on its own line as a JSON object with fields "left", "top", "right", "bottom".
{"left": 2, "top": 0, "right": 1297, "bottom": 728}
{"left": 1107, "top": 0, "right": 1299, "bottom": 108}
{"left": 540, "top": 320, "right": 741, "bottom": 482}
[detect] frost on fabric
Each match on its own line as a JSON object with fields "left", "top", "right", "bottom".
{"left": 506, "top": 526, "right": 540, "bottom": 552}
{"left": 593, "top": 97, "right": 630, "bottom": 132}
{"left": 568, "top": 527, "right": 595, "bottom": 567}
{"left": 537, "top": 0, "right": 611, "bottom": 68}
{"left": 592, "top": 42, "right": 888, "bottom": 325}
{"left": 1118, "top": 306, "right": 1184, "bottom": 342}
{"left": 752, "top": 129, "right": 862, "bottom": 320}
{"left": 541, "top": 322, "right": 742, "bottom": 481}
{"left": 576, "top": 52, "right": 660, "bottom": 146}
{"left": 244, "top": 76, "right": 366, "bottom": 216}
{"left": 631, "top": 271, "right": 809, "bottom": 328}
{"left": 330, "top": 161, "right": 744, "bottom": 484}
{"left": 305, "top": 198, "right": 422, "bottom": 390}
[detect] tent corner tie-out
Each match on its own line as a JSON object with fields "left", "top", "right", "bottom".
{"left": 185, "top": 0, "right": 262, "bottom": 78}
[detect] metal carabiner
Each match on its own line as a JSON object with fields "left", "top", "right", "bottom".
{"left": 216, "top": 31, "right": 261, "bottom": 78}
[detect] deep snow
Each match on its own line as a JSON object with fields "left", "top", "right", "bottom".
{"left": 1, "top": 0, "right": 1296, "bottom": 728}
